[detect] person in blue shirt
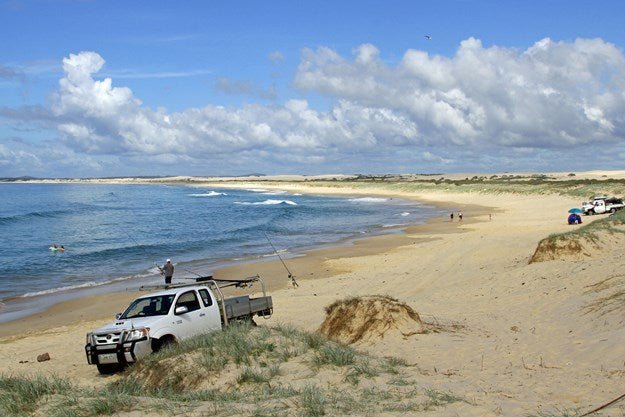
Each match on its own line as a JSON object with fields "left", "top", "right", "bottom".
{"left": 567, "top": 213, "right": 582, "bottom": 225}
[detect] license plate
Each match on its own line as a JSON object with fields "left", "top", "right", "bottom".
{"left": 98, "top": 353, "right": 118, "bottom": 364}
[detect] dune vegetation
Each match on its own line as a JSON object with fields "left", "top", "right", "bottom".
{"left": 531, "top": 209, "right": 625, "bottom": 263}
{"left": 188, "top": 174, "right": 625, "bottom": 199}
{"left": 0, "top": 323, "right": 470, "bottom": 417}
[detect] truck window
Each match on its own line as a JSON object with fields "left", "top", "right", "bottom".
{"left": 120, "top": 294, "right": 175, "bottom": 319}
{"left": 176, "top": 291, "right": 201, "bottom": 313}
{"left": 198, "top": 289, "right": 213, "bottom": 307}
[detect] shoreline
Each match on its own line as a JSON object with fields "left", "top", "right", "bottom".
{"left": 0, "top": 186, "right": 477, "bottom": 338}
{"left": 3, "top": 180, "right": 624, "bottom": 414}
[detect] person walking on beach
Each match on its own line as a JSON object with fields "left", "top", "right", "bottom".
{"left": 450, "top": 212, "right": 454, "bottom": 221}
{"left": 160, "top": 259, "right": 174, "bottom": 284}
{"left": 458, "top": 211, "right": 463, "bottom": 221}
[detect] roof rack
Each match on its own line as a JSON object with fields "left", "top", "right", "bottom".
{"left": 139, "top": 275, "right": 262, "bottom": 291}
{"left": 139, "top": 275, "right": 263, "bottom": 291}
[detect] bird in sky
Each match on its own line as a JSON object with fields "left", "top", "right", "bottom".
{"left": 424, "top": 35, "right": 432, "bottom": 40}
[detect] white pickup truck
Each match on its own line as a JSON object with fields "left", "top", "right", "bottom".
{"left": 85, "top": 276, "right": 273, "bottom": 374}
{"left": 582, "top": 196, "right": 625, "bottom": 215}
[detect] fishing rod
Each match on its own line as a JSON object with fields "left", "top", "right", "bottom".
{"left": 109, "top": 192, "right": 205, "bottom": 280}
{"left": 263, "top": 231, "right": 298, "bottom": 287}
{"left": 179, "top": 267, "right": 203, "bottom": 278}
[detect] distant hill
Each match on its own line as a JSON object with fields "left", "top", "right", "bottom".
{"left": 0, "top": 176, "right": 38, "bottom": 181}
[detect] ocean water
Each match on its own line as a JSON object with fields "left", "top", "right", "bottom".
{"left": 0, "top": 183, "right": 442, "bottom": 321}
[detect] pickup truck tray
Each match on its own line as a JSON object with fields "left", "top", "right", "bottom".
{"left": 221, "top": 295, "right": 273, "bottom": 321}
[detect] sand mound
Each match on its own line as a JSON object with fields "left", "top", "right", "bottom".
{"left": 318, "top": 295, "right": 426, "bottom": 344}
{"left": 530, "top": 227, "right": 625, "bottom": 263}
{"left": 529, "top": 235, "right": 592, "bottom": 263}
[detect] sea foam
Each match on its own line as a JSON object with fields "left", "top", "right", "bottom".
{"left": 349, "top": 197, "right": 389, "bottom": 203}
{"left": 19, "top": 275, "right": 137, "bottom": 298}
{"left": 235, "top": 199, "right": 298, "bottom": 206}
{"left": 188, "top": 191, "right": 227, "bottom": 197}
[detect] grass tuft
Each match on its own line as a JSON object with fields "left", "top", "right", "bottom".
{"left": 237, "top": 367, "right": 270, "bottom": 384}
{"left": 312, "top": 343, "right": 356, "bottom": 367}
{"left": 299, "top": 385, "right": 326, "bottom": 417}
{"left": 423, "top": 388, "right": 467, "bottom": 407}
{"left": 0, "top": 374, "right": 72, "bottom": 416}
{"left": 345, "top": 359, "right": 379, "bottom": 384}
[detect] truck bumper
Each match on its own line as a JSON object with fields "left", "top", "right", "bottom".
{"left": 85, "top": 337, "right": 152, "bottom": 366}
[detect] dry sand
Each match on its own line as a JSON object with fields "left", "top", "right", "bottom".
{"left": 2, "top": 180, "right": 625, "bottom": 415}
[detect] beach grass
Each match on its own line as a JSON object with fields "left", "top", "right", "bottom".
{"left": 2, "top": 324, "right": 473, "bottom": 416}
{"left": 551, "top": 210, "right": 625, "bottom": 243}
{"left": 312, "top": 343, "right": 356, "bottom": 367}
{"left": 531, "top": 209, "right": 625, "bottom": 264}
{"left": 0, "top": 374, "right": 72, "bottom": 416}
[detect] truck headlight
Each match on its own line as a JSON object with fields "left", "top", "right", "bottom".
{"left": 123, "top": 328, "right": 149, "bottom": 342}
{"left": 86, "top": 332, "right": 93, "bottom": 345}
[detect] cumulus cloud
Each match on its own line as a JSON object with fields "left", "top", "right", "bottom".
{"left": 15, "top": 38, "right": 623, "bottom": 176}
{"left": 295, "top": 37, "right": 625, "bottom": 148}
{"left": 49, "top": 51, "right": 420, "bottom": 161}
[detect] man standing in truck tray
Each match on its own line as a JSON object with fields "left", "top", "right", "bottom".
{"left": 161, "top": 259, "right": 174, "bottom": 285}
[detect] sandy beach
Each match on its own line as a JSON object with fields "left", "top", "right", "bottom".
{"left": 2, "top": 177, "right": 625, "bottom": 416}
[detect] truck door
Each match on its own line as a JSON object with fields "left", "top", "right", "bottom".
{"left": 595, "top": 200, "right": 606, "bottom": 214}
{"left": 172, "top": 290, "right": 203, "bottom": 339}
{"left": 198, "top": 288, "right": 223, "bottom": 331}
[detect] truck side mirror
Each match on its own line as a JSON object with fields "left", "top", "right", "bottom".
{"left": 115, "top": 313, "right": 122, "bottom": 319}
{"left": 175, "top": 306, "right": 189, "bottom": 315}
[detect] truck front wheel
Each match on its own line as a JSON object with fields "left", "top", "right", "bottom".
{"left": 152, "top": 335, "right": 176, "bottom": 352}
{"left": 97, "top": 363, "right": 123, "bottom": 375}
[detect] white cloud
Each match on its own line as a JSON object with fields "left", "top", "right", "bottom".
{"left": 295, "top": 37, "right": 625, "bottom": 148}
{"left": 0, "top": 143, "right": 43, "bottom": 172}
{"left": 5, "top": 37, "right": 624, "bottom": 177}
{"left": 49, "top": 51, "right": 421, "bottom": 160}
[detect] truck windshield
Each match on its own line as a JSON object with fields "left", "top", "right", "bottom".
{"left": 120, "top": 294, "right": 175, "bottom": 319}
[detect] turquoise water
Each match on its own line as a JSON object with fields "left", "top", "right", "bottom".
{"left": 0, "top": 183, "right": 442, "bottom": 321}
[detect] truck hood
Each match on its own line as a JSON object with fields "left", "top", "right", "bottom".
{"left": 92, "top": 316, "right": 162, "bottom": 334}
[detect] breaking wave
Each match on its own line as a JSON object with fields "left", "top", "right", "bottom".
{"left": 188, "top": 191, "right": 227, "bottom": 197}
{"left": 348, "top": 197, "right": 389, "bottom": 203}
{"left": 19, "top": 273, "right": 147, "bottom": 299}
{"left": 234, "top": 199, "right": 298, "bottom": 206}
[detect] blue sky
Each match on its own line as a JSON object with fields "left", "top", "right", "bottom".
{"left": 1, "top": 0, "right": 624, "bottom": 177}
